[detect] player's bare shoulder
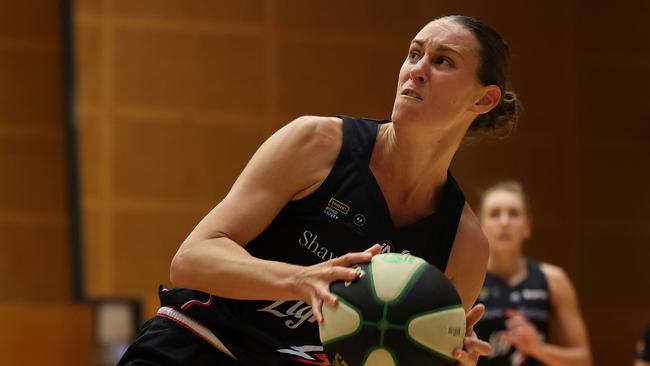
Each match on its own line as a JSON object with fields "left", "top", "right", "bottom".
{"left": 282, "top": 116, "right": 343, "bottom": 199}
{"left": 539, "top": 262, "right": 577, "bottom": 303}
{"left": 539, "top": 262, "right": 568, "bottom": 283}
{"left": 287, "top": 116, "right": 343, "bottom": 160}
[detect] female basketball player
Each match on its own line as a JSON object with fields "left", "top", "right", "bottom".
{"left": 119, "top": 15, "right": 518, "bottom": 366}
{"left": 475, "top": 181, "right": 592, "bottom": 366}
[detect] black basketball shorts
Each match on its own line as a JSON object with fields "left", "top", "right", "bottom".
{"left": 118, "top": 316, "right": 241, "bottom": 366}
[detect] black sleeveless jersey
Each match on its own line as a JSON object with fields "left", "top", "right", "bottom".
{"left": 159, "top": 116, "right": 466, "bottom": 366}
{"left": 475, "top": 259, "right": 552, "bottom": 366}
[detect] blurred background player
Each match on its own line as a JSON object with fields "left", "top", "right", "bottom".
{"left": 475, "top": 181, "right": 592, "bottom": 366}
{"left": 635, "top": 325, "right": 650, "bottom": 366}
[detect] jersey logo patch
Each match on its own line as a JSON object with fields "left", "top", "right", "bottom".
{"left": 379, "top": 240, "right": 394, "bottom": 253}
{"left": 352, "top": 214, "right": 366, "bottom": 227}
{"left": 324, "top": 198, "right": 350, "bottom": 220}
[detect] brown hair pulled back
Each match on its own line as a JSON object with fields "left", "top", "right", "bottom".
{"left": 445, "top": 15, "right": 520, "bottom": 139}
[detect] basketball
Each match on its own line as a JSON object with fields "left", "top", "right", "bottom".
{"left": 319, "top": 253, "right": 466, "bottom": 366}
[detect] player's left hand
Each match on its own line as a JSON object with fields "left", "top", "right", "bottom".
{"left": 453, "top": 303, "right": 492, "bottom": 365}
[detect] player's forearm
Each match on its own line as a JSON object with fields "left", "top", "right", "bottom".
{"left": 529, "top": 343, "right": 592, "bottom": 366}
{"left": 170, "top": 237, "right": 302, "bottom": 301}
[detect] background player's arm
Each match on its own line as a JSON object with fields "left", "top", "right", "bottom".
{"left": 169, "top": 116, "right": 375, "bottom": 314}
{"left": 506, "top": 263, "right": 592, "bottom": 366}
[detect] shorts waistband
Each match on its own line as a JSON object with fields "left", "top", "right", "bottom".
{"left": 156, "top": 306, "right": 236, "bottom": 359}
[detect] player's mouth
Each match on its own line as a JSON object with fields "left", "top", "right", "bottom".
{"left": 497, "top": 233, "right": 512, "bottom": 240}
{"left": 400, "top": 88, "right": 423, "bottom": 101}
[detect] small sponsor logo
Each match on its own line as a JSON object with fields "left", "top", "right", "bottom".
{"left": 324, "top": 198, "right": 350, "bottom": 220}
{"left": 276, "top": 345, "right": 330, "bottom": 365}
{"left": 328, "top": 198, "right": 350, "bottom": 214}
{"left": 379, "top": 240, "right": 393, "bottom": 253}
{"left": 352, "top": 214, "right": 366, "bottom": 227}
{"left": 522, "top": 289, "right": 548, "bottom": 300}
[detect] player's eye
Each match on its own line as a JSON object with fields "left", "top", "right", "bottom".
{"left": 434, "top": 56, "right": 453, "bottom": 67}
{"left": 407, "top": 50, "right": 421, "bottom": 62}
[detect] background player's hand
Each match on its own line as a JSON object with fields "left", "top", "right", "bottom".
{"left": 502, "top": 309, "right": 543, "bottom": 357}
{"left": 453, "top": 303, "right": 492, "bottom": 365}
{"left": 290, "top": 244, "right": 382, "bottom": 322}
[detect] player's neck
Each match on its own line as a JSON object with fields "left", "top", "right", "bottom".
{"left": 488, "top": 255, "right": 527, "bottom": 286}
{"left": 372, "top": 123, "right": 456, "bottom": 189}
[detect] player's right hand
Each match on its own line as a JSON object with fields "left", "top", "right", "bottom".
{"left": 290, "top": 244, "right": 382, "bottom": 323}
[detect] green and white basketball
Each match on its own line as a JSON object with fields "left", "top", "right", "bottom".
{"left": 319, "top": 253, "right": 466, "bottom": 366}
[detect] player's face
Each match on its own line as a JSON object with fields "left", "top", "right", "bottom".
{"left": 480, "top": 190, "right": 531, "bottom": 253}
{"left": 391, "top": 19, "right": 486, "bottom": 129}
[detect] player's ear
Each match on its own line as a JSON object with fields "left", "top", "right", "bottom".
{"left": 523, "top": 219, "right": 532, "bottom": 241}
{"left": 471, "top": 85, "right": 501, "bottom": 114}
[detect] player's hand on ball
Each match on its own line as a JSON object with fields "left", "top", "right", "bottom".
{"left": 291, "top": 244, "right": 382, "bottom": 322}
{"left": 453, "top": 303, "right": 492, "bottom": 365}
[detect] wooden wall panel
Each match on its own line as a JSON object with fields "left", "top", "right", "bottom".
{"left": 276, "top": 39, "right": 403, "bottom": 118}
{"left": 0, "top": 222, "right": 70, "bottom": 300}
{"left": 112, "top": 118, "right": 265, "bottom": 200}
{"left": 0, "top": 135, "right": 67, "bottom": 214}
{"left": 112, "top": 0, "right": 265, "bottom": 23}
{"left": 0, "top": 1, "right": 70, "bottom": 302}
{"left": 112, "top": 210, "right": 206, "bottom": 315}
{"left": 0, "top": 48, "right": 63, "bottom": 127}
{"left": 276, "top": 0, "right": 420, "bottom": 36}
{"left": 0, "top": 1, "right": 61, "bottom": 39}
{"left": 112, "top": 30, "right": 268, "bottom": 114}
{"left": 0, "top": 1, "right": 95, "bottom": 364}
{"left": 0, "top": 304, "right": 94, "bottom": 365}
{"left": 574, "top": 2, "right": 650, "bottom": 362}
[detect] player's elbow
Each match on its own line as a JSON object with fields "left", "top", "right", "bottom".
{"left": 169, "top": 247, "right": 193, "bottom": 288}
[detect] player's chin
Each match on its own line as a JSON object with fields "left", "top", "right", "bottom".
{"left": 391, "top": 106, "right": 423, "bottom": 125}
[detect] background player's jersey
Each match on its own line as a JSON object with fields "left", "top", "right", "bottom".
{"left": 160, "top": 116, "right": 466, "bottom": 365}
{"left": 475, "top": 259, "right": 552, "bottom": 366}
